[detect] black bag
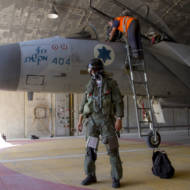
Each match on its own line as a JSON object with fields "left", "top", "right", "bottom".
{"left": 152, "top": 150, "right": 175, "bottom": 178}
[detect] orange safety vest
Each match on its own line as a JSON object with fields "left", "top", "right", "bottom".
{"left": 115, "top": 16, "right": 135, "bottom": 33}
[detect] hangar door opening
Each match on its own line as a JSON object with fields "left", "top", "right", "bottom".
{"left": 25, "top": 93, "right": 52, "bottom": 138}
{"left": 26, "top": 93, "right": 72, "bottom": 138}
{"left": 54, "top": 94, "right": 71, "bottom": 136}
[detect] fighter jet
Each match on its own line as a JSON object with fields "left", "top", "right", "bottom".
{"left": 0, "top": 35, "right": 189, "bottom": 101}
{"left": 0, "top": 0, "right": 189, "bottom": 148}
{"left": 0, "top": 33, "right": 189, "bottom": 148}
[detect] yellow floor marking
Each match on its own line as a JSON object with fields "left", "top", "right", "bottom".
{"left": 0, "top": 138, "right": 189, "bottom": 190}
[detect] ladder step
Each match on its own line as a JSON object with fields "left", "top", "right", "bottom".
{"left": 133, "top": 81, "right": 147, "bottom": 85}
{"left": 137, "top": 107, "right": 151, "bottom": 110}
{"left": 140, "top": 120, "right": 152, "bottom": 123}
{"left": 136, "top": 94, "right": 147, "bottom": 97}
{"left": 133, "top": 63, "right": 144, "bottom": 67}
{"left": 133, "top": 69, "right": 145, "bottom": 72}
{"left": 139, "top": 133, "right": 151, "bottom": 137}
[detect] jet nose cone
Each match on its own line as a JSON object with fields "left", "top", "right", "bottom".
{"left": 0, "top": 43, "right": 21, "bottom": 90}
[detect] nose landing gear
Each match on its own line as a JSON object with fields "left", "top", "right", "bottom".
{"left": 146, "top": 131, "right": 161, "bottom": 148}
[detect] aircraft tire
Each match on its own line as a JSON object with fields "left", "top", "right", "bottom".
{"left": 146, "top": 131, "right": 161, "bottom": 148}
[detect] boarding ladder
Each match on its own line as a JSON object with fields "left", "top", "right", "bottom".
{"left": 124, "top": 43, "right": 160, "bottom": 148}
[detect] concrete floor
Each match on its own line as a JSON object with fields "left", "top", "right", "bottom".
{"left": 0, "top": 131, "right": 189, "bottom": 190}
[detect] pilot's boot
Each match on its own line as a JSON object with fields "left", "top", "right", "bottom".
{"left": 81, "top": 175, "right": 97, "bottom": 185}
{"left": 112, "top": 178, "right": 120, "bottom": 188}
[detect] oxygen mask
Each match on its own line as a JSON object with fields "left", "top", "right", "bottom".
{"left": 95, "top": 73, "right": 102, "bottom": 87}
{"left": 96, "top": 79, "right": 102, "bottom": 87}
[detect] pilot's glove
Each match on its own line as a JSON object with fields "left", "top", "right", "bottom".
{"left": 115, "top": 118, "right": 122, "bottom": 131}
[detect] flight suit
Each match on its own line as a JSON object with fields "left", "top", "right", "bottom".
{"left": 79, "top": 76, "right": 124, "bottom": 180}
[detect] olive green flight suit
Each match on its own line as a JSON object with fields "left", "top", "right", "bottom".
{"left": 79, "top": 76, "right": 124, "bottom": 180}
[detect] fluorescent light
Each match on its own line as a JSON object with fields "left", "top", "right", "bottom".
{"left": 48, "top": 12, "right": 58, "bottom": 19}
{"left": 48, "top": 4, "right": 58, "bottom": 19}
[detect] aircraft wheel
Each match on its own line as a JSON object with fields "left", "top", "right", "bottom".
{"left": 146, "top": 131, "right": 161, "bottom": 148}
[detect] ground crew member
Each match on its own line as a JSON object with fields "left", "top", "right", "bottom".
{"left": 78, "top": 58, "right": 124, "bottom": 188}
{"left": 108, "top": 15, "right": 143, "bottom": 59}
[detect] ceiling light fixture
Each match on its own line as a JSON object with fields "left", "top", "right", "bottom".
{"left": 48, "top": 1, "right": 58, "bottom": 19}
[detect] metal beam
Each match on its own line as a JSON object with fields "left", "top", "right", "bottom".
{"left": 111, "top": 0, "right": 176, "bottom": 42}
{"left": 89, "top": 0, "right": 113, "bottom": 20}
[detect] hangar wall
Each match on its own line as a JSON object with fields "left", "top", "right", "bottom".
{"left": 0, "top": 91, "right": 71, "bottom": 139}
{"left": 0, "top": 91, "right": 189, "bottom": 139}
{"left": 0, "top": 91, "right": 25, "bottom": 138}
{"left": 73, "top": 94, "right": 190, "bottom": 135}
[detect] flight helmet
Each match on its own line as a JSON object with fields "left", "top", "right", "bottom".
{"left": 88, "top": 58, "right": 104, "bottom": 74}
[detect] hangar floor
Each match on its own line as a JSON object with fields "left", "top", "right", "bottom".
{"left": 0, "top": 131, "right": 189, "bottom": 190}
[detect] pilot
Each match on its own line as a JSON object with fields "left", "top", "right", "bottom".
{"left": 78, "top": 58, "right": 124, "bottom": 188}
{"left": 108, "top": 15, "right": 143, "bottom": 60}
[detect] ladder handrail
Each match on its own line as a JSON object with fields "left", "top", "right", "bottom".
{"left": 125, "top": 42, "right": 156, "bottom": 137}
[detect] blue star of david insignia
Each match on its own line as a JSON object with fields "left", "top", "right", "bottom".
{"left": 97, "top": 46, "right": 111, "bottom": 63}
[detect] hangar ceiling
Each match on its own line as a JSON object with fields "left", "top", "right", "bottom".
{"left": 0, "top": 0, "right": 189, "bottom": 45}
